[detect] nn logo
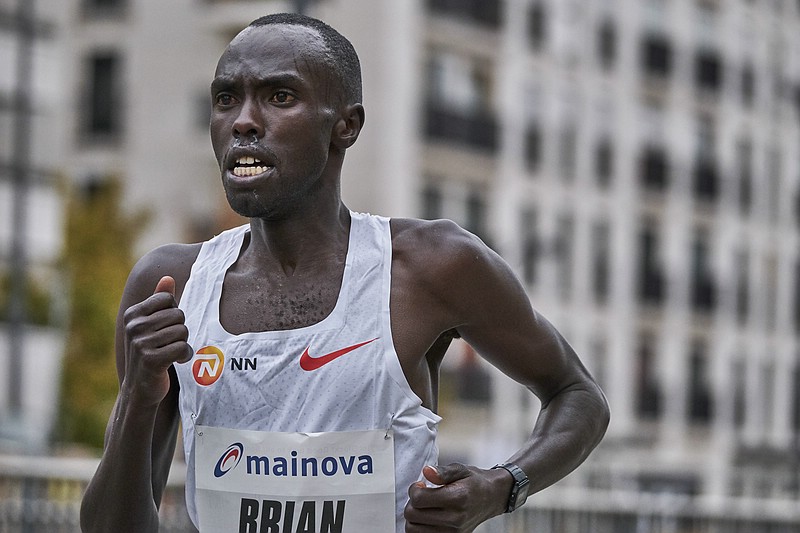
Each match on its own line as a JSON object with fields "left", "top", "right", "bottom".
{"left": 230, "top": 357, "right": 257, "bottom": 371}
{"left": 214, "top": 442, "right": 244, "bottom": 478}
{"left": 192, "top": 346, "right": 224, "bottom": 386}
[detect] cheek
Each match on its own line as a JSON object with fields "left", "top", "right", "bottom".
{"left": 209, "top": 119, "right": 229, "bottom": 163}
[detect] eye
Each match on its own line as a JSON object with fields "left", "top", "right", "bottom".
{"left": 214, "top": 93, "right": 237, "bottom": 107}
{"left": 270, "top": 91, "right": 296, "bottom": 104}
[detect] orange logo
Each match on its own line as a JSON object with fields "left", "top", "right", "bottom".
{"left": 192, "top": 346, "right": 225, "bottom": 386}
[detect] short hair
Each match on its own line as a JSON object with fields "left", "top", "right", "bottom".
{"left": 248, "top": 13, "right": 362, "bottom": 106}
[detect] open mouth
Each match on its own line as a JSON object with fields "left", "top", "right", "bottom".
{"left": 232, "top": 156, "right": 273, "bottom": 177}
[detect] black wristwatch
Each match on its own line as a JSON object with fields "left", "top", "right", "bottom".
{"left": 492, "top": 463, "right": 530, "bottom": 513}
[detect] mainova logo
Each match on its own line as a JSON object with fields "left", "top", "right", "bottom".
{"left": 192, "top": 346, "right": 225, "bottom": 386}
{"left": 214, "top": 442, "right": 244, "bottom": 478}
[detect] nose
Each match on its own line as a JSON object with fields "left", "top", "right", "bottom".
{"left": 232, "top": 99, "right": 264, "bottom": 139}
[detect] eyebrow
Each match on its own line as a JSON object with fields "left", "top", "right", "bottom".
{"left": 210, "top": 72, "right": 306, "bottom": 92}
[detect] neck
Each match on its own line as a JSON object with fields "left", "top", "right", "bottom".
{"left": 244, "top": 202, "right": 351, "bottom": 276}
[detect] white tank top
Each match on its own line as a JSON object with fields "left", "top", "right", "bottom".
{"left": 174, "top": 212, "right": 441, "bottom": 532}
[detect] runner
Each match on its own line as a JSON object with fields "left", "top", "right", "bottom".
{"left": 80, "top": 13, "right": 609, "bottom": 533}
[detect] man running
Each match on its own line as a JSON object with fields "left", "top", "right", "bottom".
{"left": 80, "top": 13, "right": 609, "bottom": 533}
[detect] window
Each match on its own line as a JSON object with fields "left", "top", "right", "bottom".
{"left": 688, "top": 340, "right": 713, "bottom": 424}
{"left": 735, "top": 249, "right": 749, "bottom": 324}
{"left": 690, "top": 229, "right": 715, "bottom": 312}
{"left": 641, "top": 34, "right": 673, "bottom": 77}
{"left": 636, "top": 333, "right": 662, "bottom": 419}
{"left": 424, "top": 51, "right": 498, "bottom": 151}
{"left": 737, "top": 138, "right": 753, "bottom": 215}
{"left": 427, "top": 0, "right": 502, "bottom": 28}
{"left": 591, "top": 221, "right": 611, "bottom": 304}
{"left": 695, "top": 49, "right": 723, "bottom": 92}
{"left": 528, "top": 3, "right": 547, "bottom": 51}
{"left": 693, "top": 116, "right": 718, "bottom": 202}
{"left": 524, "top": 122, "right": 542, "bottom": 173}
{"left": 640, "top": 145, "right": 669, "bottom": 190}
{"left": 82, "top": 0, "right": 126, "bottom": 16}
{"left": 82, "top": 51, "right": 123, "bottom": 141}
{"left": 595, "top": 137, "right": 614, "bottom": 187}
{"left": 637, "top": 220, "right": 665, "bottom": 304}
{"left": 598, "top": 19, "right": 616, "bottom": 69}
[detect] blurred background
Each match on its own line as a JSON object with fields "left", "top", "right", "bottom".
{"left": 1, "top": 0, "right": 800, "bottom": 531}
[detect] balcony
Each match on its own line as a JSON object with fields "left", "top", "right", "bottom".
{"left": 423, "top": 103, "right": 499, "bottom": 153}
{"left": 427, "top": 0, "right": 502, "bottom": 29}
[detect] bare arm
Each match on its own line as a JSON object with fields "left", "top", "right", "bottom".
{"left": 393, "top": 219, "right": 609, "bottom": 532}
{"left": 80, "top": 244, "right": 199, "bottom": 533}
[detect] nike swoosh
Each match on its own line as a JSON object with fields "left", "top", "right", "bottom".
{"left": 299, "top": 338, "right": 379, "bottom": 371}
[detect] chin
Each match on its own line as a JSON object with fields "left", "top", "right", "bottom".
{"left": 225, "top": 191, "right": 272, "bottom": 219}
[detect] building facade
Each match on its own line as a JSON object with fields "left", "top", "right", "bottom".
{"left": 57, "top": 0, "right": 800, "bottom": 510}
{"left": 0, "top": 0, "right": 69, "bottom": 451}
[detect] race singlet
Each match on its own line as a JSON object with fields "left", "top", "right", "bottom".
{"left": 194, "top": 426, "right": 396, "bottom": 532}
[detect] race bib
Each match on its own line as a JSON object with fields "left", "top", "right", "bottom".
{"left": 195, "top": 426, "right": 395, "bottom": 532}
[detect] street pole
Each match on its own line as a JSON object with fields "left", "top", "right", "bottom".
{"left": 8, "top": 0, "right": 35, "bottom": 422}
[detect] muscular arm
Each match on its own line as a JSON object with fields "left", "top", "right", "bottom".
{"left": 80, "top": 244, "right": 199, "bottom": 533}
{"left": 392, "top": 219, "right": 609, "bottom": 532}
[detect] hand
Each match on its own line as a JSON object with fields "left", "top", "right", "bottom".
{"left": 121, "top": 276, "right": 193, "bottom": 407}
{"left": 404, "top": 464, "right": 511, "bottom": 532}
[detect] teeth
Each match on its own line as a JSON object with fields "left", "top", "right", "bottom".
{"left": 232, "top": 166, "right": 268, "bottom": 177}
{"left": 235, "top": 156, "right": 262, "bottom": 165}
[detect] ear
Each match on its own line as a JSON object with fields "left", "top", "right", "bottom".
{"left": 331, "top": 103, "right": 365, "bottom": 151}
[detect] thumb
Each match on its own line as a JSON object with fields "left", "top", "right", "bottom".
{"left": 154, "top": 275, "right": 176, "bottom": 296}
{"left": 422, "top": 463, "right": 471, "bottom": 486}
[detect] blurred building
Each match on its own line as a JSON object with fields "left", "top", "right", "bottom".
{"left": 0, "top": 0, "right": 69, "bottom": 451}
{"left": 51, "top": 0, "right": 800, "bottom": 510}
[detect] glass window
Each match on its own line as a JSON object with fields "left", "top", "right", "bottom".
{"left": 640, "top": 145, "right": 669, "bottom": 190}
{"left": 591, "top": 220, "right": 610, "bottom": 304}
{"left": 641, "top": 34, "right": 673, "bottom": 77}
{"left": 688, "top": 340, "right": 713, "bottom": 423}
{"left": 695, "top": 49, "right": 723, "bottom": 92}
{"left": 525, "top": 122, "right": 542, "bottom": 173}
{"left": 595, "top": 137, "right": 614, "bottom": 187}
{"left": 637, "top": 219, "right": 665, "bottom": 304}
{"left": 82, "top": 51, "right": 123, "bottom": 141}
{"left": 636, "top": 333, "right": 662, "bottom": 419}
{"left": 598, "top": 19, "right": 617, "bottom": 70}
{"left": 528, "top": 3, "right": 547, "bottom": 51}
{"left": 690, "top": 228, "right": 715, "bottom": 312}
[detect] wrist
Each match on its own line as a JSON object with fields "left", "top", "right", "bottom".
{"left": 491, "top": 463, "right": 530, "bottom": 513}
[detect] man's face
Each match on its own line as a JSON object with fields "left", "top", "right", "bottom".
{"left": 210, "top": 24, "right": 339, "bottom": 219}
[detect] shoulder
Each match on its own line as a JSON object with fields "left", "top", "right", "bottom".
{"left": 389, "top": 217, "right": 519, "bottom": 313}
{"left": 124, "top": 242, "right": 203, "bottom": 306}
{"left": 390, "top": 217, "right": 486, "bottom": 263}
{"left": 390, "top": 217, "right": 506, "bottom": 280}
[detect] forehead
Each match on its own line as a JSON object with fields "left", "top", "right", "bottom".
{"left": 215, "top": 24, "right": 329, "bottom": 80}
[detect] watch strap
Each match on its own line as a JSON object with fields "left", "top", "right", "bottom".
{"left": 492, "top": 462, "right": 530, "bottom": 513}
